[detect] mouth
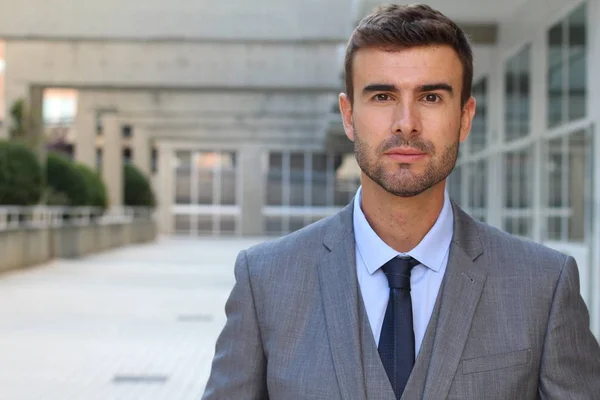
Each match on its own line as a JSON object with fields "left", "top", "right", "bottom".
{"left": 384, "top": 147, "right": 427, "bottom": 163}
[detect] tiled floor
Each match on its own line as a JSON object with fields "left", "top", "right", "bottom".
{"left": 0, "top": 236, "right": 266, "bottom": 400}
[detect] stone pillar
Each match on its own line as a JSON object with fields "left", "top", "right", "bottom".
{"left": 132, "top": 125, "right": 151, "bottom": 177}
{"left": 73, "top": 95, "right": 97, "bottom": 170}
{"left": 156, "top": 141, "right": 174, "bottom": 235}
{"left": 486, "top": 47, "right": 504, "bottom": 229}
{"left": 26, "top": 85, "right": 45, "bottom": 160}
{"left": 0, "top": 45, "right": 29, "bottom": 140}
{"left": 1, "top": 80, "right": 44, "bottom": 161}
{"left": 101, "top": 113, "right": 123, "bottom": 207}
{"left": 239, "top": 144, "right": 265, "bottom": 236}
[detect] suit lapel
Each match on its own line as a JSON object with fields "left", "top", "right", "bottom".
{"left": 422, "top": 202, "right": 488, "bottom": 399}
{"left": 318, "top": 203, "right": 367, "bottom": 400}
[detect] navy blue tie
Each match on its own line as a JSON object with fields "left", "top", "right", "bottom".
{"left": 378, "top": 257, "right": 420, "bottom": 399}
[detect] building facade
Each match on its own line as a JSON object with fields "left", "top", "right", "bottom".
{"left": 0, "top": 0, "right": 598, "bottom": 334}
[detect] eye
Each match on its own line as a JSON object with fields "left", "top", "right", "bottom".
{"left": 423, "top": 94, "right": 441, "bottom": 103}
{"left": 373, "top": 94, "right": 391, "bottom": 102}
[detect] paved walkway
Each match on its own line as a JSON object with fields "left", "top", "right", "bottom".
{"left": 0, "top": 236, "right": 266, "bottom": 400}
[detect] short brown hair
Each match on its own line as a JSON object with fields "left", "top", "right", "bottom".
{"left": 344, "top": 3, "right": 473, "bottom": 106}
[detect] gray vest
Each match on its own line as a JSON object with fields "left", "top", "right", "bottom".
{"left": 358, "top": 283, "right": 445, "bottom": 400}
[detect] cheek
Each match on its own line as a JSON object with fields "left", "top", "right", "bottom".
{"left": 353, "top": 107, "right": 390, "bottom": 136}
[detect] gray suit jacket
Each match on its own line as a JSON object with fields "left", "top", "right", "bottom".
{"left": 202, "top": 201, "right": 600, "bottom": 399}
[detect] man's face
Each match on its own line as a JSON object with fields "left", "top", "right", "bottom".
{"left": 339, "top": 45, "right": 475, "bottom": 197}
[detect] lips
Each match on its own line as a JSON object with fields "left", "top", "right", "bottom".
{"left": 384, "top": 148, "right": 427, "bottom": 162}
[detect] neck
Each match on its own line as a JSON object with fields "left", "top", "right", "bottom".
{"left": 360, "top": 174, "right": 446, "bottom": 253}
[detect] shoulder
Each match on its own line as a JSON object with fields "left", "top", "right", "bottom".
{"left": 472, "top": 218, "right": 570, "bottom": 276}
{"left": 240, "top": 212, "right": 342, "bottom": 276}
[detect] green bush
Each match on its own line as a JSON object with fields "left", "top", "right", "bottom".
{"left": 46, "top": 152, "right": 90, "bottom": 206}
{"left": 124, "top": 164, "right": 155, "bottom": 207}
{"left": 0, "top": 140, "right": 43, "bottom": 205}
{"left": 77, "top": 164, "right": 108, "bottom": 209}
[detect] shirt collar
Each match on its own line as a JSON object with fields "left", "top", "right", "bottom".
{"left": 352, "top": 186, "right": 454, "bottom": 274}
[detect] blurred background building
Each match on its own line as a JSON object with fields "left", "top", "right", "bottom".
{"left": 0, "top": 0, "right": 598, "bottom": 334}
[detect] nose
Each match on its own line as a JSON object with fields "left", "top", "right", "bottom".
{"left": 391, "top": 100, "right": 421, "bottom": 137}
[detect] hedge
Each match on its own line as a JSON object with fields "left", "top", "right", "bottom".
{"left": 0, "top": 140, "right": 43, "bottom": 205}
{"left": 77, "top": 164, "right": 108, "bottom": 209}
{"left": 46, "top": 152, "right": 90, "bottom": 206}
{"left": 124, "top": 164, "right": 155, "bottom": 207}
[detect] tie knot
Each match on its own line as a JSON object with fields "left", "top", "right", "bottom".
{"left": 381, "top": 257, "right": 419, "bottom": 290}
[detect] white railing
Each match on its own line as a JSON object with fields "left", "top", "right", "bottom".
{"left": 0, "top": 206, "right": 155, "bottom": 231}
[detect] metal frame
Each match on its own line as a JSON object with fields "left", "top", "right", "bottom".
{"left": 263, "top": 150, "right": 359, "bottom": 235}
{"left": 171, "top": 149, "right": 241, "bottom": 237}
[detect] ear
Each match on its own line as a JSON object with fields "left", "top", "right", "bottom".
{"left": 339, "top": 93, "right": 355, "bottom": 141}
{"left": 459, "top": 96, "right": 476, "bottom": 143}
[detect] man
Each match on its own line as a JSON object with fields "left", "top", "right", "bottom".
{"left": 203, "top": 4, "right": 600, "bottom": 399}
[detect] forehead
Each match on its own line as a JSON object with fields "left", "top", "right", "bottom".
{"left": 352, "top": 45, "right": 463, "bottom": 88}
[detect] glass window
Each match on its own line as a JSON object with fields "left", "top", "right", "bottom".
{"left": 289, "top": 217, "right": 305, "bottom": 233}
{"left": 447, "top": 166, "right": 462, "bottom": 204}
{"left": 547, "top": 4, "right": 587, "bottom": 127}
{"left": 219, "top": 152, "right": 237, "bottom": 206}
{"left": 503, "top": 148, "right": 533, "bottom": 237}
{"left": 264, "top": 151, "right": 360, "bottom": 235}
{"left": 505, "top": 45, "right": 531, "bottom": 142}
{"left": 96, "top": 148, "right": 102, "bottom": 171}
{"left": 567, "top": 131, "right": 588, "bottom": 241}
{"left": 311, "top": 154, "right": 329, "bottom": 206}
{"left": 174, "top": 151, "right": 192, "bottom": 204}
{"left": 265, "top": 217, "right": 283, "bottom": 235}
{"left": 289, "top": 153, "right": 305, "bottom": 206}
{"left": 468, "top": 160, "right": 487, "bottom": 222}
{"left": 547, "top": 138, "right": 564, "bottom": 209}
{"left": 196, "top": 152, "right": 215, "bottom": 205}
{"left": 174, "top": 214, "right": 192, "bottom": 235}
{"left": 334, "top": 154, "right": 361, "bottom": 206}
{"left": 197, "top": 215, "right": 212, "bottom": 234}
{"left": 121, "top": 125, "right": 133, "bottom": 138}
{"left": 504, "top": 149, "right": 533, "bottom": 209}
{"left": 267, "top": 153, "right": 283, "bottom": 206}
{"left": 123, "top": 147, "right": 132, "bottom": 165}
{"left": 568, "top": 5, "right": 586, "bottom": 121}
{"left": 548, "top": 22, "right": 564, "bottom": 129}
{"left": 219, "top": 217, "right": 236, "bottom": 235}
{"left": 151, "top": 147, "right": 158, "bottom": 174}
{"left": 545, "top": 130, "right": 590, "bottom": 242}
{"left": 470, "top": 79, "right": 487, "bottom": 153}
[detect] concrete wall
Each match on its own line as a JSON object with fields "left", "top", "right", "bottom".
{"left": 4, "top": 41, "right": 342, "bottom": 90}
{"left": 0, "top": 0, "right": 353, "bottom": 41}
{"left": 0, "top": 220, "right": 157, "bottom": 274}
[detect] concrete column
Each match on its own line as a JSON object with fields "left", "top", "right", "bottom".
{"left": 156, "top": 141, "right": 174, "bottom": 235}
{"left": 239, "top": 144, "right": 265, "bottom": 236}
{"left": 132, "top": 125, "right": 151, "bottom": 177}
{"left": 530, "top": 31, "right": 547, "bottom": 244}
{"left": 0, "top": 45, "right": 28, "bottom": 140}
{"left": 1, "top": 80, "right": 44, "bottom": 161}
{"left": 487, "top": 46, "right": 504, "bottom": 228}
{"left": 101, "top": 113, "right": 123, "bottom": 207}
{"left": 73, "top": 96, "right": 97, "bottom": 169}
{"left": 26, "top": 85, "right": 45, "bottom": 160}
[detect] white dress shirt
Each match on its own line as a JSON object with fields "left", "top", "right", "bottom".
{"left": 353, "top": 186, "right": 454, "bottom": 355}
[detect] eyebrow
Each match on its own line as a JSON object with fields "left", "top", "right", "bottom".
{"left": 418, "top": 83, "right": 453, "bottom": 94}
{"left": 362, "top": 84, "right": 398, "bottom": 95}
{"left": 361, "top": 82, "right": 454, "bottom": 96}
